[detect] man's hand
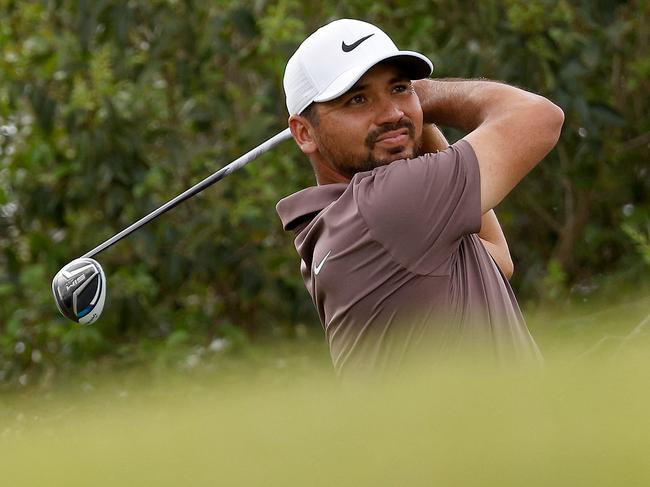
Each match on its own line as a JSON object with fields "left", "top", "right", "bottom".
{"left": 420, "top": 124, "right": 514, "bottom": 278}
{"left": 414, "top": 79, "right": 564, "bottom": 214}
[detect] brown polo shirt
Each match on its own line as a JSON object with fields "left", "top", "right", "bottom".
{"left": 277, "top": 140, "right": 542, "bottom": 376}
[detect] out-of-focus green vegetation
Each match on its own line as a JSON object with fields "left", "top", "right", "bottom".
{"left": 2, "top": 327, "right": 650, "bottom": 486}
{"left": 1, "top": 0, "right": 649, "bottom": 387}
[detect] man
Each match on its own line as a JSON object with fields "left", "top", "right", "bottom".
{"left": 276, "top": 19, "right": 564, "bottom": 376}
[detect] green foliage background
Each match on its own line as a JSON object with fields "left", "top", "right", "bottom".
{"left": 1, "top": 0, "right": 648, "bottom": 386}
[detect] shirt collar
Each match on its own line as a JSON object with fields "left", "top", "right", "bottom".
{"left": 276, "top": 183, "right": 348, "bottom": 231}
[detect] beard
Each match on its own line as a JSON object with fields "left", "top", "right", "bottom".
{"left": 316, "top": 119, "right": 422, "bottom": 178}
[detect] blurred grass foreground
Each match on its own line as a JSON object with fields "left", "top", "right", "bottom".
{"left": 2, "top": 304, "right": 650, "bottom": 487}
{"left": 1, "top": 358, "right": 649, "bottom": 486}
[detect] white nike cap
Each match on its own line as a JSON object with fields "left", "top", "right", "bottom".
{"left": 283, "top": 19, "right": 433, "bottom": 115}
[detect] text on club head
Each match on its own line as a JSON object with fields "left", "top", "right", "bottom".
{"left": 65, "top": 273, "right": 86, "bottom": 291}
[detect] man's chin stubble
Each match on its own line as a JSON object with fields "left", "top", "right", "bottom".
{"left": 381, "top": 138, "right": 422, "bottom": 161}
{"left": 360, "top": 138, "right": 423, "bottom": 170}
{"left": 322, "top": 137, "right": 423, "bottom": 177}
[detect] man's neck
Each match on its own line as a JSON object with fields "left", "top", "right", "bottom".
{"left": 311, "top": 157, "right": 352, "bottom": 185}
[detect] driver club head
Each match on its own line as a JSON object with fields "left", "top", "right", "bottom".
{"left": 52, "top": 257, "right": 107, "bottom": 325}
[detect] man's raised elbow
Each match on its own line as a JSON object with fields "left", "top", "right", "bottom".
{"left": 548, "top": 100, "right": 565, "bottom": 139}
{"left": 536, "top": 98, "right": 565, "bottom": 149}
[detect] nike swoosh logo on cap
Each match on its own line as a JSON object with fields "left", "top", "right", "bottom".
{"left": 314, "top": 250, "right": 332, "bottom": 276}
{"left": 341, "top": 33, "right": 374, "bottom": 52}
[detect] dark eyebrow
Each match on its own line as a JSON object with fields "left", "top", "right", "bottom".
{"left": 345, "top": 75, "right": 410, "bottom": 96}
{"left": 389, "top": 75, "right": 411, "bottom": 84}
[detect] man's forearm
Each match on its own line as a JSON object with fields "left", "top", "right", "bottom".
{"left": 413, "top": 78, "right": 547, "bottom": 132}
{"left": 415, "top": 77, "right": 563, "bottom": 214}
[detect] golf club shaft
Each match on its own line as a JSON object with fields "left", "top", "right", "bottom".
{"left": 82, "top": 128, "right": 292, "bottom": 259}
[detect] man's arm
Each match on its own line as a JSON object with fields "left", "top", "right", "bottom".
{"left": 420, "top": 124, "right": 514, "bottom": 278}
{"left": 478, "top": 211, "right": 514, "bottom": 279}
{"left": 420, "top": 123, "right": 449, "bottom": 153}
{"left": 414, "top": 79, "right": 564, "bottom": 214}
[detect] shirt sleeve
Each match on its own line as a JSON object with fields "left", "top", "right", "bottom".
{"left": 354, "top": 139, "right": 481, "bottom": 275}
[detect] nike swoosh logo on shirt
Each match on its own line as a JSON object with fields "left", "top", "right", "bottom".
{"left": 341, "top": 34, "right": 374, "bottom": 52}
{"left": 314, "top": 250, "right": 332, "bottom": 275}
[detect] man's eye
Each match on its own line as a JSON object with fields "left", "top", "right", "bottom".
{"left": 348, "top": 94, "right": 366, "bottom": 105}
{"left": 393, "top": 84, "right": 409, "bottom": 93}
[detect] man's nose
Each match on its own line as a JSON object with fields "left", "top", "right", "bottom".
{"left": 375, "top": 96, "right": 404, "bottom": 125}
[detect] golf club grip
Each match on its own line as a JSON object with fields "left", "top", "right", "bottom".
{"left": 82, "top": 128, "right": 292, "bottom": 259}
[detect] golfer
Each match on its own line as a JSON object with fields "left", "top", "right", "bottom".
{"left": 276, "top": 19, "right": 564, "bottom": 376}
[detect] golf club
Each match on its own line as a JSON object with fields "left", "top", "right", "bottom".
{"left": 52, "top": 128, "right": 292, "bottom": 324}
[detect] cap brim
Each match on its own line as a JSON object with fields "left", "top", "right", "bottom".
{"left": 313, "top": 51, "right": 433, "bottom": 104}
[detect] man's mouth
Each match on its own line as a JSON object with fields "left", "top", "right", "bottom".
{"left": 375, "top": 129, "right": 410, "bottom": 148}
{"left": 366, "top": 121, "right": 415, "bottom": 151}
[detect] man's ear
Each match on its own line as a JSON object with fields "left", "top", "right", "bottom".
{"left": 289, "top": 115, "right": 318, "bottom": 155}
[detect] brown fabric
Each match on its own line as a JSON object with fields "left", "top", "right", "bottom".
{"left": 277, "top": 140, "right": 542, "bottom": 376}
